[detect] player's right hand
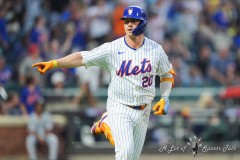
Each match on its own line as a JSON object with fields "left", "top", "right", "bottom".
{"left": 152, "top": 97, "right": 169, "bottom": 115}
{"left": 32, "top": 60, "right": 57, "bottom": 74}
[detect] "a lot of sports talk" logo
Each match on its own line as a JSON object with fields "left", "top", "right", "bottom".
{"left": 159, "top": 135, "right": 238, "bottom": 157}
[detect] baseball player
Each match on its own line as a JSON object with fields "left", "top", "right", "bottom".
{"left": 32, "top": 6, "right": 175, "bottom": 160}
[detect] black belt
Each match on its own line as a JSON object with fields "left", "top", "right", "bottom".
{"left": 128, "top": 104, "right": 147, "bottom": 110}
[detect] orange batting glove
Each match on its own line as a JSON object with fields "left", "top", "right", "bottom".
{"left": 32, "top": 60, "right": 58, "bottom": 74}
{"left": 152, "top": 97, "right": 169, "bottom": 115}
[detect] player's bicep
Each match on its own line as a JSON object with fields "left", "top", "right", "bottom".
{"left": 157, "top": 61, "right": 173, "bottom": 75}
{"left": 157, "top": 48, "right": 173, "bottom": 76}
{"left": 81, "top": 43, "right": 110, "bottom": 70}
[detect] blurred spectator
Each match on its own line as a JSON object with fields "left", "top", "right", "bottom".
{"left": 6, "top": 0, "right": 25, "bottom": 29}
{"left": 24, "top": 0, "right": 44, "bottom": 33}
{"left": 212, "top": 1, "right": 234, "bottom": 30}
{"left": 0, "top": 3, "right": 10, "bottom": 54}
{"left": 167, "top": 34, "right": 191, "bottom": 61}
{"left": 208, "top": 47, "right": 236, "bottom": 86}
{"left": 50, "top": 71, "right": 66, "bottom": 92}
{"left": 112, "top": 1, "right": 126, "bottom": 39}
{"left": 86, "top": 0, "right": 112, "bottom": 45}
{"left": 19, "top": 43, "right": 44, "bottom": 86}
{"left": 65, "top": 69, "right": 79, "bottom": 88}
{"left": 204, "top": 0, "right": 221, "bottom": 13}
{"left": 19, "top": 76, "right": 42, "bottom": 115}
{"left": 197, "top": 4, "right": 233, "bottom": 52}
{"left": 170, "top": 55, "right": 190, "bottom": 87}
{"left": 187, "top": 65, "right": 204, "bottom": 87}
{"left": 67, "top": 0, "right": 88, "bottom": 51}
{"left": 193, "top": 12, "right": 215, "bottom": 54}
{"left": 235, "top": 48, "right": 240, "bottom": 83}
{"left": 44, "top": 0, "right": 69, "bottom": 28}
{"left": 196, "top": 91, "right": 218, "bottom": 109}
{"left": 122, "top": 0, "right": 146, "bottom": 10}
{"left": 196, "top": 44, "right": 213, "bottom": 84}
{"left": 0, "top": 53, "right": 12, "bottom": 87}
{"left": 211, "top": 28, "right": 232, "bottom": 53}
{"left": 150, "top": 0, "right": 173, "bottom": 18}
{"left": 45, "top": 70, "right": 73, "bottom": 104}
{"left": 146, "top": 11, "right": 166, "bottom": 44}
{"left": 1, "top": 92, "right": 25, "bottom": 116}
{"left": 171, "top": 56, "right": 204, "bottom": 87}
{"left": 233, "top": 28, "right": 240, "bottom": 50}
{"left": 73, "top": 66, "right": 101, "bottom": 109}
{"left": 202, "top": 114, "right": 228, "bottom": 143}
{"left": 26, "top": 98, "right": 59, "bottom": 160}
{"left": 0, "top": 85, "right": 8, "bottom": 103}
{"left": 170, "top": 0, "right": 201, "bottom": 46}
{"left": 46, "top": 22, "right": 74, "bottom": 60}
{"left": 29, "top": 16, "right": 49, "bottom": 51}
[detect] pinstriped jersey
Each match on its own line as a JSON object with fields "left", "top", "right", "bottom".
{"left": 81, "top": 37, "right": 172, "bottom": 105}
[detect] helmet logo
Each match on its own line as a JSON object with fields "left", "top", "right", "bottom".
{"left": 128, "top": 8, "right": 133, "bottom": 15}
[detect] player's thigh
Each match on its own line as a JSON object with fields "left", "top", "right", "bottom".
{"left": 107, "top": 101, "right": 134, "bottom": 147}
{"left": 132, "top": 107, "right": 151, "bottom": 159}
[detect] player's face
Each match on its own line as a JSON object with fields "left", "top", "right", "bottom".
{"left": 123, "top": 18, "right": 141, "bottom": 36}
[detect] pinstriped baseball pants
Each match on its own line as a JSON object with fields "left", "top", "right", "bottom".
{"left": 107, "top": 99, "right": 151, "bottom": 160}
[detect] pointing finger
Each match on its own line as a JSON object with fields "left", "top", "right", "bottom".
{"left": 32, "top": 63, "right": 42, "bottom": 67}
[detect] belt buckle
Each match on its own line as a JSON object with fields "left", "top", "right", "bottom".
{"left": 134, "top": 106, "right": 141, "bottom": 110}
{"left": 131, "top": 104, "right": 146, "bottom": 110}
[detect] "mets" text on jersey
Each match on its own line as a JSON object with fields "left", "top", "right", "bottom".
{"left": 116, "top": 58, "right": 152, "bottom": 77}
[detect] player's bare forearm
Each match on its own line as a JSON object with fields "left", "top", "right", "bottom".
{"left": 32, "top": 52, "right": 85, "bottom": 74}
{"left": 56, "top": 52, "right": 85, "bottom": 68}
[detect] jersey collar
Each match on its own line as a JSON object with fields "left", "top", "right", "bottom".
{"left": 124, "top": 36, "right": 145, "bottom": 50}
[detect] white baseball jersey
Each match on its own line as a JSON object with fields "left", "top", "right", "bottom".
{"left": 81, "top": 36, "right": 172, "bottom": 106}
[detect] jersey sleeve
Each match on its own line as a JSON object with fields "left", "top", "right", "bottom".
{"left": 81, "top": 43, "right": 110, "bottom": 71}
{"left": 157, "top": 46, "right": 173, "bottom": 76}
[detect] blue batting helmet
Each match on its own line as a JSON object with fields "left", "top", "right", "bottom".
{"left": 121, "top": 6, "right": 147, "bottom": 36}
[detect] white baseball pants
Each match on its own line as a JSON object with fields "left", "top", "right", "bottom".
{"left": 107, "top": 99, "right": 151, "bottom": 160}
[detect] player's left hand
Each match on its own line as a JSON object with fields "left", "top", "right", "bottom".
{"left": 152, "top": 97, "right": 169, "bottom": 115}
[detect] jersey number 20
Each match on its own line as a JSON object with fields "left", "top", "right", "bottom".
{"left": 142, "top": 75, "right": 153, "bottom": 88}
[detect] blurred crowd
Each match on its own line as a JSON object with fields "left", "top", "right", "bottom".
{"left": 0, "top": 0, "right": 240, "bottom": 112}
